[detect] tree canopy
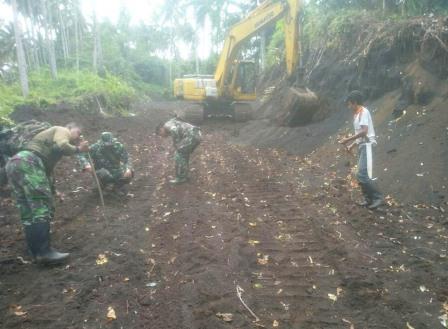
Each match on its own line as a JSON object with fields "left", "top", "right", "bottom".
{"left": 0, "top": 0, "right": 447, "bottom": 116}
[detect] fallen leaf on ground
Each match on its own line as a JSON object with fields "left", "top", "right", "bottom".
{"left": 10, "top": 305, "right": 27, "bottom": 317}
{"left": 273, "top": 320, "right": 279, "bottom": 327}
{"left": 216, "top": 313, "right": 233, "bottom": 322}
{"left": 14, "top": 310, "right": 27, "bottom": 316}
{"left": 96, "top": 254, "right": 108, "bottom": 265}
{"left": 342, "top": 318, "right": 355, "bottom": 329}
{"left": 328, "top": 293, "right": 337, "bottom": 302}
{"left": 443, "top": 302, "right": 448, "bottom": 312}
{"left": 253, "top": 283, "right": 263, "bottom": 289}
{"left": 62, "top": 287, "right": 77, "bottom": 294}
{"left": 257, "top": 255, "right": 269, "bottom": 265}
{"left": 16, "top": 256, "right": 31, "bottom": 264}
{"left": 107, "top": 306, "right": 117, "bottom": 320}
{"left": 275, "top": 233, "right": 292, "bottom": 241}
{"left": 337, "top": 287, "right": 343, "bottom": 296}
{"left": 406, "top": 322, "right": 415, "bottom": 329}
{"left": 248, "top": 239, "right": 260, "bottom": 246}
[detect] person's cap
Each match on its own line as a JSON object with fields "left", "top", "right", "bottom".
{"left": 101, "top": 132, "right": 114, "bottom": 146}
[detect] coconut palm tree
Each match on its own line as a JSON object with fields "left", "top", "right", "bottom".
{"left": 11, "top": 0, "right": 29, "bottom": 96}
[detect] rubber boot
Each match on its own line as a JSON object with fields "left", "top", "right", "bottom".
{"left": 24, "top": 221, "right": 69, "bottom": 265}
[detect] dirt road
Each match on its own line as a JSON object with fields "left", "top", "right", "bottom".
{"left": 0, "top": 112, "right": 447, "bottom": 329}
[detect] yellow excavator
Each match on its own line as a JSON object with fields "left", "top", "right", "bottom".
{"left": 173, "top": 0, "right": 318, "bottom": 123}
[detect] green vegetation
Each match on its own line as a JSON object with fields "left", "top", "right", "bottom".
{"left": 303, "top": 8, "right": 373, "bottom": 49}
{"left": 0, "top": 70, "right": 137, "bottom": 119}
{"left": 2, "top": 0, "right": 448, "bottom": 123}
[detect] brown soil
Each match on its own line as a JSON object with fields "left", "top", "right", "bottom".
{"left": 1, "top": 106, "right": 447, "bottom": 329}
{"left": 234, "top": 14, "right": 448, "bottom": 206}
{"left": 233, "top": 60, "right": 448, "bottom": 205}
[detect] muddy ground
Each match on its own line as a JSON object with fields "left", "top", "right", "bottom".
{"left": 0, "top": 107, "right": 447, "bottom": 329}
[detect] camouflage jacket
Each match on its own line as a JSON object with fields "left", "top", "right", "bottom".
{"left": 163, "top": 118, "right": 201, "bottom": 151}
{"left": 26, "top": 126, "right": 78, "bottom": 174}
{"left": 78, "top": 139, "right": 132, "bottom": 173}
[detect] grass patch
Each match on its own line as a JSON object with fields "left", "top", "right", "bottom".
{"left": 0, "top": 70, "right": 138, "bottom": 122}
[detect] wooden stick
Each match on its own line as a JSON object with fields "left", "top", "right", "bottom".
{"left": 87, "top": 152, "right": 105, "bottom": 210}
{"left": 236, "top": 285, "right": 260, "bottom": 322}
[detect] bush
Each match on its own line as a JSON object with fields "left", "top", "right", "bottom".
{"left": 0, "top": 70, "right": 137, "bottom": 120}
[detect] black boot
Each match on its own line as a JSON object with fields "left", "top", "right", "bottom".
{"left": 24, "top": 221, "right": 69, "bottom": 265}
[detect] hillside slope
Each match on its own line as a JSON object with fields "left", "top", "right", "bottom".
{"left": 233, "top": 16, "right": 448, "bottom": 205}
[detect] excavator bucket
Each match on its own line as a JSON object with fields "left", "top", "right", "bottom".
{"left": 273, "top": 87, "right": 319, "bottom": 126}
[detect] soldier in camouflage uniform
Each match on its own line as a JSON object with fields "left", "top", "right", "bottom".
{"left": 1, "top": 120, "right": 52, "bottom": 187}
{"left": 78, "top": 132, "right": 133, "bottom": 195}
{"left": 156, "top": 117, "right": 202, "bottom": 184}
{"left": 5, "top": 123, "right": 89, "bottom": 264}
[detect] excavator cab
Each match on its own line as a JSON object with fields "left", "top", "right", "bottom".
{"left": 231, "top": 60, "right": 257, "bottom": 101}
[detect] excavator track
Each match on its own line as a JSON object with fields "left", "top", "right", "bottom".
{"left": 178, "top": 104, "right": 205, "bottom": 125}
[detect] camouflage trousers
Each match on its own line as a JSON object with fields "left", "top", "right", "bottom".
{"left": 175, "top": 137, "right": 201, "bottom": 180}
{"left": 5, "top": 151, "right": 54, "bottom": 226}
{"left": 96, "top": 167, "right": 133, "bottom": 188}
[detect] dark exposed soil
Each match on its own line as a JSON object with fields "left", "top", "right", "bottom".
{"left": 1, "top": 106, "right": 447, "bottom": 329}
{"left": 234, "top": 16, "right": 448, "bottom": 206}
{"left": 1, "top": 15, "right": 448, "bottom": 329}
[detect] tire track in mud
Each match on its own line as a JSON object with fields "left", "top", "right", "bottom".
{"left": 142, "top": 134, "right": 348, "bottom": 329}
{"left": 203, "top": 141, "right": 346, "bottom": 328}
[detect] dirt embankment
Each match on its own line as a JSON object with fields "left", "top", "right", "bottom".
{"left": 234, "top": 16, "right": 448, "bottom": 205}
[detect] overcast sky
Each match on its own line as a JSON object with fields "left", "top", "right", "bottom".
{"left": 0, "top": 0, "right": 212, "bottom": 60}
{"left": 81, "top": 0, "right": 164, "bottom": 25}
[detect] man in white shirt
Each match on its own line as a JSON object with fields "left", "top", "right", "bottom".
{"left": 339, "top": 90, "right": 383, "bottom": 209}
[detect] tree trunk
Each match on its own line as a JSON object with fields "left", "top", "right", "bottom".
{"left": 194, "top": 32, "right": 200, "bottom": 75}
{"left": 93, "top": 12, "right": 98, "bottom": 73}
{"left": 12, "top": 0, "right": 29, "bottom": 97}
{"left": 41, "top": 0, "right": 58, "bottom": 79}
{"left": 24, "top": 0, "right": 38, "bottom": 70}
{"left": 260, "top": 31, "right": 266, "bottom": 71}
{"left": 92, "top": 8, "right": 104, "bottom": 75}
{"left": 58, "top": 9, "right": 69, "bottom": 65}
{"left": 74, "top": 9, "right": 80, "bottom": 73}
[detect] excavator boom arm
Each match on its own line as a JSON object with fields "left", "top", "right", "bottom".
{"left": 214, "top": 0, "right": 302, "bottom": 91}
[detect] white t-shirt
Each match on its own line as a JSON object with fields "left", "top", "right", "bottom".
{"left": 353, "top": 107, "right": 376, "bottom": 144}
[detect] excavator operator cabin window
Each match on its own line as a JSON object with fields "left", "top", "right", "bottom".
{"left": 236, "top": 62, "right": 256, "bottom": 94}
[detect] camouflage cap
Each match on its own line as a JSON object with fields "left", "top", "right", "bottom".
{"left": 100, "top": 132, "right": 114, "bottom": 146}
